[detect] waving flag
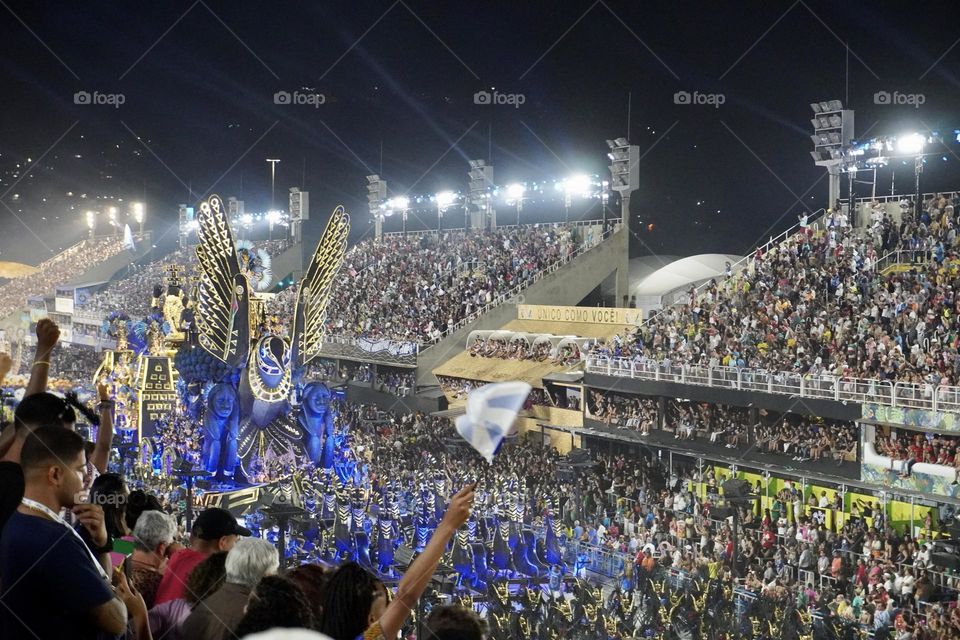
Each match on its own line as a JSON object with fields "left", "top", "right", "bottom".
{"left": 455, "top": 381, "right": 532, "bottom": 463}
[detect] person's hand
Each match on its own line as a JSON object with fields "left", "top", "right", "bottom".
{"left": 114, "top": 569, "right": 147, "bottom": 619}
{"left": 0, "top": 353, "right": 11, "bottom": 378}
{"left": 35, "top": 318, "right": 60, "bottom": 356}
{"left": 72, "top": 503, "right": 108, "bottom": 548}
{"left": 440, "top": 483, "right": 475, "bottom": 531}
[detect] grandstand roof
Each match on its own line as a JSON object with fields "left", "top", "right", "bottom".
{"left": 634, "top": 253, "right": 742, "bottom": 297}
{"left": 629, "top": 255, "right": 678, "bottom": 287}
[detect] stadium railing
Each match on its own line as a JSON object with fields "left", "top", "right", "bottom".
{"left": 585, "top": 356, "right": 960, "bottom": 412}
{"left": 567, "top": 540, "right": 630, "bottom": 577}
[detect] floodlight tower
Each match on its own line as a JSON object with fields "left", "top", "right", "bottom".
{"left": 606, "top": 137, "right": 637, "bottom": 307}
{"left": 468, "top": 159, "right": 494, "bottom": 229}
{"left": 809, "top": 100, "right": 855, "bottom": 212}
{"left": 367, "top": 174, "right": 387, "bottom": 239}
{"left": 289, "top": 188, "right": 308, "bottom": 243}
{"left": 606, "top": 137, "right": 639, "bottom": 224}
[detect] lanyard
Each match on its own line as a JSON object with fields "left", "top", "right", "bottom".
{"left": 21, "top": 497, "right": 111, "bottom": 581}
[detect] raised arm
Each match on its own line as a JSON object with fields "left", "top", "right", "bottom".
{"left": 378, "top": 483, "right": 475, "bottom": 639}
{"left": 90, "top": 383, "right": 115, "bottom": 474}
{"left": 25, "top": 319, "right": 60, "bottom": 397}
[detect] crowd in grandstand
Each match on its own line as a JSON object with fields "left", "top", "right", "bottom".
{"left": 586, "top": 391, "right": 860, "bottom": 465}
{"left": 469, "top": 336, "right": 551, "bottom": 361}
{"left": 0, "top": 237, "right": 127, "bottom": 319}
{"left": 76, "top": 246, "right": 197, "bottom": 319}
{"left": 78, "top": 239, "right": 293, "bottom": 322}
{"left": 321, "top": 225, "right": 578, "bottom": 344}
{"left": 587, "top": 391, "right": 658, "bottom": 434}
{"left": 875, "top": 428, "right": 960, "bottom": 482}
{"left": 590, "top": 197, "right": 960, "bottom": 391}
{"left": 756, "top": 416, "right": 858, "bottom": 464}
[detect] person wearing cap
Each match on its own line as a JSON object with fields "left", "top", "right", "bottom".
{"left": 152, "top": 507, "right": 250, "bottom": 605}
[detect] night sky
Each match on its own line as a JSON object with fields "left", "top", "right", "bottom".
{"left": 2, "top": 1, "right": 960, "bottom": 264}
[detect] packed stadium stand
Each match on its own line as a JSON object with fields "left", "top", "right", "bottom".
{"left": 0, "top": 236, "right": 133, "bottom": 320}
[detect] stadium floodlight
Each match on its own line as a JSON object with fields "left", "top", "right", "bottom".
{"left": 505, "top": 183, "right": 525, "bottom": 202}
{"left": 607, "top": 135, "right": 639, "bottom": 226}
{"left": 387, "top": 196, "right": 410, "bottom": 234}
{"left": 132, "top": 202, "right": 145, "bottom": 235}
{"left": 435, "top": 190, "right": 456, "bottom": 231}
{"left": 897, "top": 133, "right": 925, "bottom": 155}
{"left": 366, "top": 174, "right": 388, "bottom": 237}
{"left": 467, "top": 159, "right": 494, "bottom": 230}
{"left": 85, "top": 210, "right": 95, "bottom": 238}
{"left": 388, "top": 196, "right": 409, "bottom": 211}
{"left": 266, "top": 210, "right": 283, "bottom": 225}
{"left": 505, "top": 183, "right": 525, "bottom": 225}
{"left": 808, "top": 98, "right": 854, "bottom": 208}
{"left": 562, "top": 174, "right": 593, "bottom": 198}
{"left": 240, "top": 213, "right": 253, "bottom": 226}
{"left": 435, "top": 191, "right": 456, "bottom": 208}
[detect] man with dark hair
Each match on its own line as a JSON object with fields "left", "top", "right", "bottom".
{"left": 422, "top": 604, "right": 488, "bottom": 640}
{"left": 0, "top": 426, "right": 142, "bottom": 639}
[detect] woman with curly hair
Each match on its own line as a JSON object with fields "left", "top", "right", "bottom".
{"left": 233, "top": 575, "right": 314, "bottom": 637}
{"left": 320, "top": 484, "right": 474, "bottom": 640}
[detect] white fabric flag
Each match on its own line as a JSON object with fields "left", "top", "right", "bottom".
{"left": 455, "top": 381, "right": 532, "bottom": 463}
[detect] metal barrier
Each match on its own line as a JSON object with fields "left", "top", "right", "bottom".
{"left": 568, "top": 541, "right": 630, "bottom": 578}
{"left": 586, "top": 356, "right": 960, "bottom": 412}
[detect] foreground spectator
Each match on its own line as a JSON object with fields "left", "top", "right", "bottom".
{"left": 153, "top": 506, "right": 251, "bottom": 605}
{"left": 180, "top": 537, "right": 279, "bottom": 640}
{"left": 0, "top": 426, "right": 144, "bottom": 638}
{"left": 422, "top": 604, "right": 489, "bottom": 640}
{"left": 233, "top": 575, "right": 316, "bottom": 637}
{"left": 130, "top": 510, "right": 178, "bottom": 608}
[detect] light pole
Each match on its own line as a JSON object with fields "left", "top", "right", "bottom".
{"left": 266, "top": 158, "right": 281, "bottom": 209}
{"left": 388, "top": 196, "right": 409, "bottom": 236}
{"left": 132, "top": 202, "right": 144, "bottom": 236}
{"left": 86, "top": 211, "right": 95, "bottom": 239}
{"left": 108, "top": 206, "right": 118, "bottom": 236}
{"left": 894, "top": 134, "right": 926, "bottom": 217}
{"left": 506, "top": 183, "right": 525, "bottom": 226}
{"left": 435, "top": 191, "right": 455, "bottom": 233}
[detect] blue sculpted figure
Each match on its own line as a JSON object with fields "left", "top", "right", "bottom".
{"left": 202, "top": 383, "right": 239, "bottom": 479}
{"left": 300, "top": 382, "right": 336, "bottom": 468}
